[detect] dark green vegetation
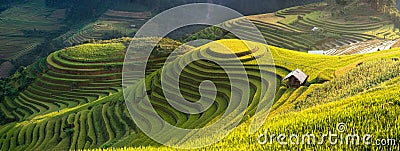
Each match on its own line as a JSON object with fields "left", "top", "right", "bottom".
{"left": 0, "top": 0, "right": 27, "bottom": 12}
{"left": 0, "top": 0, "right": 66, "bottom": 61}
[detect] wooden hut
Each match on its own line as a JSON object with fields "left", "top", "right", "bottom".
{"left": 283, "top": 69, "right": 308, "bottom": 88}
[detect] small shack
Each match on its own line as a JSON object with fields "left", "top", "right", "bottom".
{"left": 311, "top": 27, "right": 320, "bottom": 32}
{"left": 283, "top": 69, "right": 308, "bottom": 88}
{"left": 308, "top": 50, "right": 325, "bottom": 55}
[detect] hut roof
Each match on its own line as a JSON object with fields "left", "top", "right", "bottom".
{"left": 283, "top": 69, "right": 308, "bottom": 84}
{"left": 308, "top": 50, "right": 325, "bottom": 55}
{"left": 311, "top": 27, "right": 319, "bottom": 32}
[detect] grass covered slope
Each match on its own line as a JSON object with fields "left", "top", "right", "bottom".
{"left": 110, "top": 62, "right": 399, "bottom": 150}
{"left": 0, "top": 38, "right": 192, "bottom": 150}
{"left": 0, "top": 39, "right": 399, "bottom": 150}
{"left": 122, "top": 39, "right": 279, "bottom": 147}
{"left": 120, "top": 39, "right": 400, "bottom": 148}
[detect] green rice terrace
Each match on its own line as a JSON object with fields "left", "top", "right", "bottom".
{"left": 0, "top": 0, "right": 66, "bottom": 63}
{"left": 0, "top": 0, "right": 400, "bottom": 150}
{"left": 0, "top": 38, "right": 399, "bottom": 150}
{"left": 0, "top": 0, "right": 154, "bottom": 78}
{"left": 59, "top": 10, "right": 151, "bottom": 46}
{"left": 2, "top": 0, "right": 400, "bottom": 79}
{"left": 186, "top": 2, "right": 400, "bottom": 55}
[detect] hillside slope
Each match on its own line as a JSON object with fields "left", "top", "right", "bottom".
{"left": 110, "top": 69, "right": 399, "bottom": 150}
{"left": 187, "top": 2, "right": 400, "bottom": 54}
{"left": 0, "top": 37, "right": 193, "bottom": 150}
{"left": 4, "top": 0, "right": 398, "bottom": 78}
{"left": 0, "top": 39, "right": 399, "bottom": 150}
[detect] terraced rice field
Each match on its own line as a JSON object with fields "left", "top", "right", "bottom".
{"left": 190, "top": 2, "right": 399, "bottom": 54}
{"left": 105, "top": 74, "right": 400, "bottom": 151}
{"left": 102, "top": 10, "right": 151, "bottom": 21}
{"left": 0, "top": 43, "right": 125, "bottom": 122}
{"left": 121, "top": 39, "right": 400, "bottom": 147}
{"left": 61, "top": 10, "right": 150, "bottom": 46}
{"left": 0, "top": 38, "right": 193, "bottom": 150}
{"left": 1, "top": 39, "right": 399, "bottom": 150}
{"left": 62, "top": 22, "right": 132, "bottom": 46}
{"left": 62, "top": 24, "right": 111, "bottom": 46}
{"left": 0, "top": 92, "right": 136, "bottom": 150}
{"left": 0, "top": 0, "right": 65, "bottom": 60}
{"left": 0, "top": 44, "right": 132, "bottom": 150}
{"left": 86, "top": 42, "right": 400, "bottom": 151}
{"left": 1, "top": 1, "right": 399, "bottom": 150}
{"left": 0, "top": 37, "right": 189, "bottom": 121}
{"left": 123, "top": 39, "right": 284, "bottom": 146}
{"left": 324, "top": 39, "right": 399, "bottom": 55}
{"left": 272, "top": 4, "right": 399, "bottom": 52}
